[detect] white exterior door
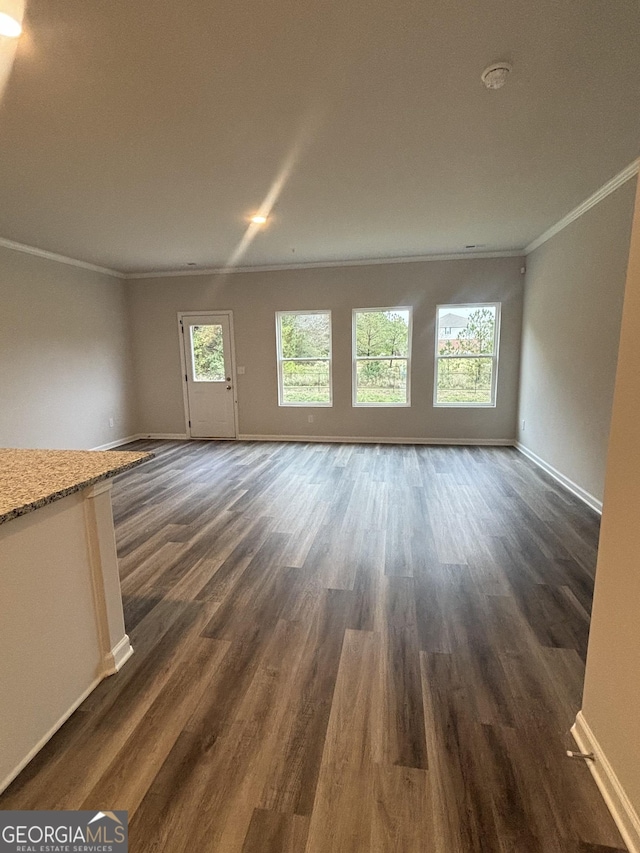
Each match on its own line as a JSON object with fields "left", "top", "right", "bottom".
{"left": 181, "top": 313, "right": 237, "bottom": 438}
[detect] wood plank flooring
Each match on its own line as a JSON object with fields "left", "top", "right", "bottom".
{"left": 0, "top": 440, "right": 627, "bottom": 852}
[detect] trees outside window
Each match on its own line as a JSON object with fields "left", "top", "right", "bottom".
{"left": 276, "top": 311, "right": 332, "bottom": 405}
{"left": 434, "top": 304, "right": 501, "bottom": 406}
{"left": 353, "top": 308, "right": 412, "bottom": 405}
{"left": 190, "top": 324, "right": 225, "bottom": 381}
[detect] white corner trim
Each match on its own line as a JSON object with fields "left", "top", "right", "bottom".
{"left": 572, "top": 711, "right": 640, "bottom": 853}
{"left": 84, "top": 480, "right": 113, "bottom": 499}
{"left": 105, "top": 635, "right": 134, "bottom": 675}
{"left": 238, "top": 434, "right": 515, "bottom": 446}
{"left": 515, "top": 442, "right": 603, "bottom": 514}
{"left": 0, "top": 674, "right": 103, "bottom": 795}
{"left": 525, "top": 158, "right": 640, "bottom": 255}
{"left": 0, "top": 236, "right": 123, "bottom": 278}
{"left": 90, "top": 434, "right": 143, "bottom": 451}
{"left": 122, "top": 250, "right": 524, "bottom": 280}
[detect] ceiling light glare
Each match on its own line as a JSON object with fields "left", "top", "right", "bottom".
{"left": 0, "top": 11, "right": 22, "bottom": 38}
{"left": 251, "top": 215, "right": 268, "bottom": 225}
{"left": 481, "top": 62, "right": 512, "bottom": 90}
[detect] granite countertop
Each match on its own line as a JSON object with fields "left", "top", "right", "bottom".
{"left": 0, "top": 448, "right": 152, "bottom": 525}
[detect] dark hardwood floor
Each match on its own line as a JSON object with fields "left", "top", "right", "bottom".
{"left": 0, "top": 440, "right": 626, "bottom": 851}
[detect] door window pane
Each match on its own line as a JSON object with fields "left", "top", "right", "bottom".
{"left": 191, "top": 324, "right": 225, "bottom": 381}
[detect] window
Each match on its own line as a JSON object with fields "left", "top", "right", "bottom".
{"left": 353, "top": 307, "right": 412, "bottom": 406}
{"left": 276, "top": 311, "right": 332, "bottom": 406}
{"left": 190, "top": 324, "right": 225, "bottom": 382}
{"left": 434, "top": 303, "right": 501, "bottom": 407}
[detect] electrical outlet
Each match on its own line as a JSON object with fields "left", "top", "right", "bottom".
{"left": 521, "top": 419, "right": 525, "bottom": 431}
{"left": 308, "top": 415, "right": 314, "bottom": 423}
{"left": 237, "top": 366, "right": 245, "bottom": 375}
{"left": 109, "top": 417, "right": 114, "bottom": 428}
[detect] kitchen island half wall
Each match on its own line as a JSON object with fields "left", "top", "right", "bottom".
{"left": 0, "top": 448, "right": 151, "bottom": 793}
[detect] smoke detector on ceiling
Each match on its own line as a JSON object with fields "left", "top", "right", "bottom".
{"left": 481, "top": 62, "right": 512, "bottom": 90}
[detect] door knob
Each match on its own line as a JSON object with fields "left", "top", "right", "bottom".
{"left": 226, "top": 385, "right": 232, "bottom": 390}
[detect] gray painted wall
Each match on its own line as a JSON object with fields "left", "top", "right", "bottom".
{"left": 0, "top": 246, "right": 135, "bottom": 449}
{"left": 582, "top": 175, "right": 640, "bottom": 827}
{"left": 517, "top": 178, "right": 637, "bottom": 503}
{"left": 127, "top": 256, "right": 524, "bottom": 442}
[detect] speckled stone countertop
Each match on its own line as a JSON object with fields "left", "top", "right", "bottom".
{"left": 0, "top": 448, "right": 152, "bottom": 526}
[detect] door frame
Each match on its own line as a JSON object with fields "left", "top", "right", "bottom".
{"left": 177, "top": 310, "right": 239, "bottom": 440}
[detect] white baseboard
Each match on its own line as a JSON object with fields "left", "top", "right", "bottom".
{"left": 91, "top": 434, "right": 142, "bottom": 451}
{"left": 105, "top": 634, "right": 134, "bottom": 675}
{"left": 99, "top": 433, "right": 515, "bottom": 448}
{"left": 0, "top": 675, "right": 102, "bottom": 795}
{"left": 0, "top": 635, "right": 134, "bottom": 794}
{"left": 142, "top": 433, "right": 189, "bottom": 440}
{"left": 515, "top": 442, "right": 603, "bottom": 514}
{"left": 238, "top": 434, "right": 515, "bottom": 446}
{"left": 572, "top": 711, "right": 640, "bottom": 853}
{"left": 92, "top": 433, "right": 189, "bottom": 450}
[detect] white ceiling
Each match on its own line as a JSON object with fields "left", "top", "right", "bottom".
{"left": 0, "top": 0, "right": 638, "bottom": 274}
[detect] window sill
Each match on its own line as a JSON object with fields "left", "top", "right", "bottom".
{"left": 278, "top": 402, "right": 333, "bottom": 408}
{"left": 434, "top": 402, "right": 497, "bottom": 409}
{"left": 353, "top": 403, "right": 411, "bottom": 408}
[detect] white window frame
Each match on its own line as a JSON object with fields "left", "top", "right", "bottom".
{"left": 276, "top": 310, "right": 333, "bottom": 407}
{"left": 352, "top": 306, "right": 413, "bottom": 408}
{"left": 433, "top": 302, "right": 501, "bottom": 408}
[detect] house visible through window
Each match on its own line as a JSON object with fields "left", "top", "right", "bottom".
{"left": 276, "top": 311, "right": 332, "bottom": 406}
{"left": 353, "top": 308, "right": 412, "bottom": 406}
{"left": 434, "top": 303, "right": 501, "bottom": 407}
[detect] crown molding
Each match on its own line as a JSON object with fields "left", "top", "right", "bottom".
{"left": 0, "top": 236, "right": 122, "bottom": 278}
{"left": 525, "top": 158, "right": 640, "bottom": 255}
{"left": 121, "top": 250, "right": 524, "bottom": 280}
{"left": 1, "top": 157, "right": 637, "bottom": 277}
